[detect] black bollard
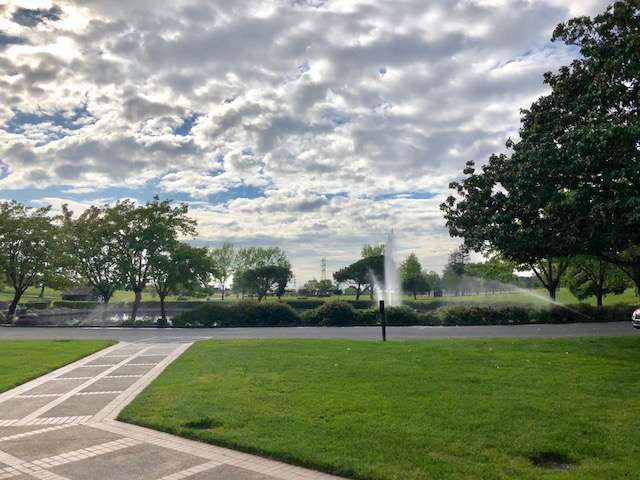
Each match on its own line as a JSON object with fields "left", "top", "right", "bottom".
{"left": 379, "top": 300, "right": 386, "bottom": 342}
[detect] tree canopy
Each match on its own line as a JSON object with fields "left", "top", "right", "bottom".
{"left": 442, "top": 1, "right": 640, "bottom": 298}
{"left": 0, "top": 202, "right": 59, "bottom": 317}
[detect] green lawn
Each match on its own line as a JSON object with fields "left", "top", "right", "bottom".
{"left": 0, "top": 340, "right": 113, "bottom": 393}
{"left": 120, "top": 338, "right": 640, "bottom": 480}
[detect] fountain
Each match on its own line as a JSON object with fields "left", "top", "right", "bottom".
{"left": 374, "top": 230, "right": 403, "bottom": 307}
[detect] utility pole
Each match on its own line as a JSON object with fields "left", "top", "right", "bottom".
{"left": 321, "top": 257, "right": 327, "bottom": 281}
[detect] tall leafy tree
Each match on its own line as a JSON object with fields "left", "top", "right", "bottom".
{"left": 107, "top": 197, "right": 197, "bottom": 322}
{"left": 333, "top": 255, "right": 384, "bottom": 300}
{"left": 208, "top": 243, "right": 237, "bottom": 300}
{"left": 565, "top": 257, "right": 628, "bottom": 307}
{"left": 151, "top": 243, "right": 211, "bottom": 322}
{"left": 361, "top": 244, "right": 385, "bottom": 258}
{"left": 62, "top": 205, "right": 125, "bottom": 305}
{"left": 400, "top": 253, "right": 426, "bottom": 299}
{"left": 442, "top": 1, "right": 640, "bottom": 299}
{"left": 233, "top": 247, "right": 292, "bottom": 300}
{"left": 0, "top": 202, "right": 58, "bottom": 317}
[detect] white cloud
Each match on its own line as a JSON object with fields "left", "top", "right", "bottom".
{"left": 0, "top": 0, "right": 611, "bottom": 281}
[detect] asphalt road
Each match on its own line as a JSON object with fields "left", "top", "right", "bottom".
{"left": 0, "top": 322, "right": 638, "bottom": 343}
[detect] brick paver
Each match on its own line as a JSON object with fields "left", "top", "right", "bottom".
{"left": 0, "top": 341, "right": 346, "bottom": 480}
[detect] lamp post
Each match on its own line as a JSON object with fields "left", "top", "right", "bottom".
{"left": 379, "top": 299, "right": 386, "bottom": 342}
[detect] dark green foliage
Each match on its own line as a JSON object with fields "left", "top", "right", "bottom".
{"left": 312, "top": 302, "right": 355, "bottom": 326}
{"left": 437, "top": 304, "right": 636, "bottom": 326}
{"left": 333, "top": 255, "right": 384, "bottom": 300}
{"left": 21, "top": 301, "right": 51, "bottom": 310}
{"left": 353, "top": 308, "right": 378, "bottom": 325}
{"left": 281, "top": 299, "right": 326, "bottom": 310}
{"left": 171, "top": 301, "right": 299, "bottom": 328}
{"left": 385, "top": 306, "right": 421, "bottom": 325}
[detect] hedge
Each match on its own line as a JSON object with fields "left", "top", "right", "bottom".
{"left": 172, "top": 301, "right": 300, "bottom": 328}
{"left": 51, "top": 300, "right": 204, "bottom": 310}
{"left": 168, "top": 301, "right": 637, "bottom": 328}
{"left": 436, "top": 304, "right": 637, "bottom": 326}
{"left": 21, "top": 301, "right": 51, "bottom": 310}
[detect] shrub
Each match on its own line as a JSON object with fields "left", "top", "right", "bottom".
{"left": 385, "top": 306, "right": 421, "bottom": 325}
{"left": 404, "top": 300, "right": 447, "bottom": 312}
{"left": 438, "top": 305, "right": 531, "bottom": 326}
{"left": 52, "top": 300, "right": 102, "bottom": 309}
{"left": 22, "top": 300, "right": 51, "bottom": 310}
{"left": 437, "top": 303, "right": 638, "bottom": 326}
{"left": 171, "top": 301, "right": 300, "bottom": 328}
{"left": 283, "top": 299, "right": 326, "bottom": 311}
{"left": 314, "top": 302, "right": 356, "bottom": 326}
{"left": 346, "top": 300, "right": 374, "bottom": 310}
{"left": 353, "top": 309, "right": 378, "bottom": 326}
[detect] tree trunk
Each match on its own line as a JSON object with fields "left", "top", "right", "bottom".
{"left": 159, "top": 294, "right": 167, "bottom": 322}
{"left": 6, "top": 292, "right": 22, "bottom": 318}
{"left": 413, "top": 290, "right": 417, "bottom": 300}
{"left": 221, "top": 285, "right": 225, "bottom": 301}
{"left": 130, "top": 289, "right": 142, "bottom": 323}
{"left": 355, "top": 284, "right": 361, "bottom": 301}
{"left": 596, "top": 289, "right": 604, "bottom": 307}
{"left": 38, "top": 284, "right": 45, "bottom": 298}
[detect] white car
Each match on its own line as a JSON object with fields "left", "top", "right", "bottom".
{"left": 633, "top": 309, "right": 640, "bottom": 329}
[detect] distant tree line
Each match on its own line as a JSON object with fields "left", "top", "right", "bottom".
{"left": 0, "top": 198, "right": 293, "bottom": 322}
{"left": 441, "top": 1, "right": 639, "bottom": 305}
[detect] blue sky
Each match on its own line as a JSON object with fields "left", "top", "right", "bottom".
{"left": 0, "top": 0, "right": 609, "bottom": 281}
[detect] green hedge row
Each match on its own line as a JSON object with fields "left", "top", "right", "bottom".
{"left": 50, "top": 300, "right": 205, "bottom": 310}
{"left": 172, "top": 301, "right": 638, "bottom": 328}
{"left": 172, "top": 301, "right": 299, "bottom": 327}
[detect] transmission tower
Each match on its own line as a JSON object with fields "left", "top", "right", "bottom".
{"left": 321, "top": 257, "right": 327, "bottom": 281}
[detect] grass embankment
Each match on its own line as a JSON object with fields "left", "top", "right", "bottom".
{"left": 120, "top": 338, "right": 640, "bottom": 480}
{"left": 0, "top": 340, "right": 113, "bottom": 393}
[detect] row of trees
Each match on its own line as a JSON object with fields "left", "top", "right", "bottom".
{"left": 0, "top": 198, "right": 293, "bottom": 321}
{"left": 441, "top": 1, "right": 640, "bottom": 304}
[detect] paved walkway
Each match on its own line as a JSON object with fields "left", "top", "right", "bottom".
{"left": 0, "top": 340, "right": 344, "bottom": 480}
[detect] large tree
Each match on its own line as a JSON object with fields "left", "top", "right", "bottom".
{"left": 565, "top": 257, "right": 628, "bottom": 307}
{"left": 400, "top": 253, "right": 426, "bottom": 299}
{"left": 151, "top": 243, "right": 211, "bottom": 323}
{"left": 233, "top": 247, "right": 292, "bottom": 300}
{"left": 208, "top": 243, "right": 236, "bottom": 300}
{"left": 333, "top": 255, "right": 384, "bottom": 300}
{"left": 442, "top": 1, "right": 640, "bottom": 299}
{"left": 107, "top": 197, "right": 197, "bottom": 322}
{"left": 62, "top": 205, "right": 126, "bottom": 305}
{"left": 0, "top": 202, "right": 58, "bottom": 318}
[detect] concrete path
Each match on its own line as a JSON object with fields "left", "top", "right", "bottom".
{"left": 0, "top": 341, "right": 344, "bottom": 480}
{"left": 1, "top": 322, "right": 638, "bottom": 343}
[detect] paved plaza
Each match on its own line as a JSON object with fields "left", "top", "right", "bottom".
{"left": 0, "top": 340, "right": 343, "bottom": 480}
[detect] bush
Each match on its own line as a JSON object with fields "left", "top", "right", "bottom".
{"left": 385, "top": 306, "right": 422, "bottom": 325}
{"left": 52, "top": 300, "right": 104, "bottom": 309}
{"left": 22, "top": 300, "right": 51, "bottom": 310}
{"left": 346, "top": 300, "right": 374, "bottom": 310}
{"left": 404, "top": 300, "right": 447, "bottom": 312}
{"left": 354, "top": 309, "right": 378, "bottom": 326}
{"left": 314, "top": 302, "right": 357, "bottom": 326}
{"left": 172, "top": 301, "right": 300, "bottom": 328}
{"left": 437, "top": 304, "right": 638, "bottom": 326}
{"left": 283, "top": 299, "right": 326, "bottom": 311}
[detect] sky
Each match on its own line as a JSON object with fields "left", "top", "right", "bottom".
{"left": 0, "top": 0, "right": 610, "bottom": 285}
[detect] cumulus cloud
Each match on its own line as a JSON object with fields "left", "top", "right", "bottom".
{"left": 0, "top": 0, "right": 610, "bottom": 280}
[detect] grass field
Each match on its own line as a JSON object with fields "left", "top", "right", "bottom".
{"left": 0, "top": 340, "right": 113, "bottom": 393}
{"left": 2, "top": 285, "right": 638, "bottom": 307}
{"left": 120, "top": 338, "right": 640, "bottom": 480}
